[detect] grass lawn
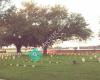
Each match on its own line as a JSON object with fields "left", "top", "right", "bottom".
{"left": 0, "top": 54, "right": 100, "bottom": 80}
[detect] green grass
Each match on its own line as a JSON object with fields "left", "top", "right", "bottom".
{"left": 0, "top": 54, "right": 100, "bottom": 80}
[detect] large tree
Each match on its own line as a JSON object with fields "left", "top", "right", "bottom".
{"left": 22, "top": 4, "right": 92, "bottom": 54}
{"left": 0, "top": 3, "right": 92, "bottom": 54}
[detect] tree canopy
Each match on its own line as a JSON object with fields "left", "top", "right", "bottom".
{"left": 0, "top": 3, "right": 92, "bottom": 54}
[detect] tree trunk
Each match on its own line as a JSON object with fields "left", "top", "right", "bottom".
{"left": 15, "top": 44, "right": 22, "bottom": 54}
{"left": 43, "top": 46, "right": 48, "bottom": 55}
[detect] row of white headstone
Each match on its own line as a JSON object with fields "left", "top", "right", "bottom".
{"left": 0, "top": 54, "right": 37, "bottom": 68}
{"left": 50, "top": 54, "right": 100, "bottom": 63}
{"left": 81, "top": 55, "right": 100, "bottom": 63}
{"left": 0, "top": 54, "right": 100, "bottom": 64}
{"left": 0, "top": 55, "right": 17, "bottom": 60}
{"left": 9, "top": 63, "right": 35, "bottom": 68}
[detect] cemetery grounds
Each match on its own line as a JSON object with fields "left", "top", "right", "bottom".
{"left": 0, "top": 49, "right": 100, "bottom": 80}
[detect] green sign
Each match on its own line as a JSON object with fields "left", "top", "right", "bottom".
{"left": 28, "top": 48, "right": 42, "bottom": 62}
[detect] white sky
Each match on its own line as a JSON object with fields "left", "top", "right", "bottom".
{"left": 13, "top": 0, "right": 100, "bottom": 47}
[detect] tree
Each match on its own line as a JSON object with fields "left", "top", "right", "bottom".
{"left": 0, "top": 4, "right": 44, "bottom": 53}
{"left": 0, "top": 3, "right": 92, "bottom": 54}
{"left": 23, "top": 4, "right": 92, "bottom": 54}
{"left": 33, "top": 5, "right": 92, "bottom": 54}
{"left": 0, "top": 6, "right": 30, "bottom": 53}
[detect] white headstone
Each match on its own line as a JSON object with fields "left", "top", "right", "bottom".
{"left": 10, "top": 64, "right": 12, "bottom": 66}
{"left": 56, "top": 62, "right": 58, "bottom": 64}
{"left": 23, "top": 64, "right": 26, "bottom": 67}
{"left": 16, "top": 64, "right": 19, "bottom": 67}
{"left": 12, "top": 56, "right": 15, "bottom": 60}
{"left": 82, "top": 58, "right": 85, "bottom": 63}
{"left": 32, "top": 65, "right": 35, "bottom": 68}
{"left": 94, "top": 55, "right": 97, "bottom": 58}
